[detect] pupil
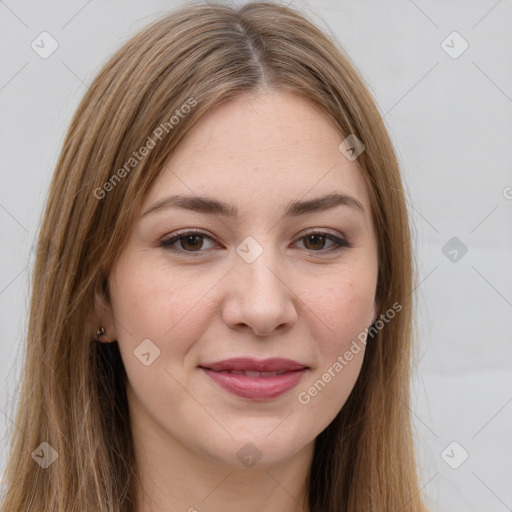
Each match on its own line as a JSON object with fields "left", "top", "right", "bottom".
{"left": 182, "top": 235, "right": 202, "bottom": 251}
{"left": 305, "top": 234, "right": 325, "bottom": 250}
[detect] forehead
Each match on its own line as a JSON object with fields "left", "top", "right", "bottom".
{"left": 143, "top": 91, "right": 371, "bottom": 215}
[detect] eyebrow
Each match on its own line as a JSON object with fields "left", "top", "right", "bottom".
{"left": 141, "top": 192, "right": 365, "bottom": 219}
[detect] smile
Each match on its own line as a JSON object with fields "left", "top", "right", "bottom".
{"left": 199, "top": 357, "right": 309, "bottom": 400}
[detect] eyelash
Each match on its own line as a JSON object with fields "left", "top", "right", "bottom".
{"left": 159, "top": 229, "right": 351, "bottom": 255}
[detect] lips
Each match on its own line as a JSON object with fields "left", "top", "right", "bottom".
{"left": 199, "top": 358, "right": 308, "bottom": 400}
{"left": 200, "top": 357, "right": 307, "bottom": 373}
{"left": 210, "top": 369, "right": 288, "bottom": 377}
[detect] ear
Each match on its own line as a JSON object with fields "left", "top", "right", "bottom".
{"left": 90, "top": 284, "right": 118, "bottom": 343}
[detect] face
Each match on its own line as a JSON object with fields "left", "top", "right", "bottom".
{"left": 101, "top": 90, "right": 379, "bottom": 470}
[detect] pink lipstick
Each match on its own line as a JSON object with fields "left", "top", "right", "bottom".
{"left": 199, "top": 357, "right": 308, "bottom": 400}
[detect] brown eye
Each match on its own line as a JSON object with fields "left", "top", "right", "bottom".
{"left": 160, "top": 231, "right": 217, "bottom": 254}
{"left": 180, "top": 234, "right": 204, "bottom": 251}
{"left": 160, "top": 230, "right": 349, "bottom": 256}
{"left": 303, "top": 233, "right": 328, "bottom": 250}
{"left": 296, "top": 231, "right": 349, "bottom": 252}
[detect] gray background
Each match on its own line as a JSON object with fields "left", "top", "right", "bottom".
{"left": 1, "top": 1, "right": 511, "bottom": 510}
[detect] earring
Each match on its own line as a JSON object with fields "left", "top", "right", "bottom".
{"left": 96, "top": 327, "right": 110, "bottom": 343}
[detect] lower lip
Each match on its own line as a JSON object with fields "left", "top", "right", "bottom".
{"left": 201, "top": 368, "right": 307, "bottom": 400}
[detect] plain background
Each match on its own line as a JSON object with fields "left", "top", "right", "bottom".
{"left": 1, "top": 1, "right": 511, "bottom": 510}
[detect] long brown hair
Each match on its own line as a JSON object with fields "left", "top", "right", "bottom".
{"left": 1, "top": 2, "right": 429, "bottom": 510}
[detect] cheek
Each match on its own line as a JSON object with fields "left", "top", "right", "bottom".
{"left": 109, "top": 254, "right": 220, "bottom": 357}
{"left": 294, "top": 268, "right": 376, "bottom": 416}
{"left": 304, "top": 272, "right": 376, "bottom": 349}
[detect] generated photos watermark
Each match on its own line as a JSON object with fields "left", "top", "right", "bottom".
{"left": 93, "top": 97, "right": 197, "bottom": 200}
{"left": 297, "top": 301, "right": 402, "bottom": 405}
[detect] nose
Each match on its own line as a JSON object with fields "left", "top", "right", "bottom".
{"left": 221, "top": 244, "right": 298, "bottom": 337}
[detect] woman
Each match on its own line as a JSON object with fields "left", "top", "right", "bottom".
{"left": 1, "top": 2, "right": 429, "bottom": 511}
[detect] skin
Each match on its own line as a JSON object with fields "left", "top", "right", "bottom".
{"left": 97, "top": 90, "right": 379, "bottom": 512}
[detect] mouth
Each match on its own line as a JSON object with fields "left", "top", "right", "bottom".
{"left": 199, "top": 358, "right": 308, "bottom": 400}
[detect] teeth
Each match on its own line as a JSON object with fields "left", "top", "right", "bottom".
{"left": 222, "top": 370, "right": 287, "bottom": 377}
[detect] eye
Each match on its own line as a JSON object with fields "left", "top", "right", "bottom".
{"left": 159, "top": 229, "right": 351, "bottom": 256}
{"left": 159, "top": 230, "right": 217, "bottom": 254}
{"left": 294, "top": 231, "right": 350, "bottom": 252}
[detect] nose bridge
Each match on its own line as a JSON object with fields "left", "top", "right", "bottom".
{"left": 234, "top": 235, "right": 285, "bottom": 297}
{"left": 224, "top": 235, "right": 297, "bottom": 335}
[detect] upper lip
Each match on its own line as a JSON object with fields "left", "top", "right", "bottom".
{"left": 199, "top": 358, "right": 308, "bottom": 372}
